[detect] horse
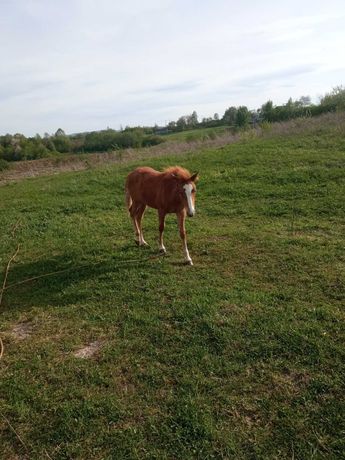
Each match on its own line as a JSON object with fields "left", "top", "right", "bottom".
{"left": 125, "top": 166, "right": 199, "bottom": 265}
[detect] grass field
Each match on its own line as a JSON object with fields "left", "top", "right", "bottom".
{"left": 0, "top": 119, "right": 344, "bottom": 459}
{"left": 161, "top": 125, "right": 230, "bottom": 142}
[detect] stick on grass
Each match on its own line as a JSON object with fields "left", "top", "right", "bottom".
{"left": 0, "top": 243, "right": 20, "bottom": 361}
{"left": 0, "top": 243, "right": 20, "bottom": 308}
{"left": 1, "top": 413, "right": 30, "bottom": 453}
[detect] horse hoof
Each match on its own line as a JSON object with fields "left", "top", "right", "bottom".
{"left": 186, "top": 259, "right": 193, "bottom": 266}
{"left": 159, "top": 248, "right": 167, "bottom": 254}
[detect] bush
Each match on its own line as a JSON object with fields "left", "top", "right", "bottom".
{"left": 0, "top": 158, "right": 9, "bottom": 171}
{"left": 185, "top": 133, "right": 199, "bottom": 143}
{"left": 141, "top": 135, "right": 165, "bottom": 147}
{"left": 319, "top": 86, "right": 345, "bottom": 112}
{"left": 52, "top": 135, "right": 72, "bottom": 153}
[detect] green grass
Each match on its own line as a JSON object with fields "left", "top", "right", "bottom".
{"left": 0, "top": 126, "right": 344, "bottom": 459}
{"left": 162, "top": 125, "right": 230, "bottom": 141}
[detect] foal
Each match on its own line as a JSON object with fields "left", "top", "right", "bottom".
{"left": 125, "top": 166, "right": 198, "bottom": 265}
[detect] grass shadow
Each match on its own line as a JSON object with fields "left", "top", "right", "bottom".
{"left": 1, "top": 245, "right": 166, "bottom": 313}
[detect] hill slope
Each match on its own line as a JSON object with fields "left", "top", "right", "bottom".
{"left": 0, "top": 120, "right": 344, "bottom": 458}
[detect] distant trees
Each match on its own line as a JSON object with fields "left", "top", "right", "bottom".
{"left": 55, "top": 128, "right": 66, "bottom": 137}
{"left": 74, "top": 128, "right": 163, "bottom": 153}
{"left": 175, "top": 111, "right": 199, "bottom": 131}
{"left": 0, "top": 133, "right": 51, "bottom": 161}
{"left": 235, "top": 106, "right": 250, "bottom": 128}
{"left": 52, "top": 132, "right": 71, "bottom": 153}
{"left": 319, "top": 86, "right": 345, "bottom": 112}
{"left": 0, "top": 127, "right": 164, "bottom": 162}
{"left": 2, "top": 86, "right": 345, "bottom": 163}
{"left": 259, "top": 96, "right": 314, "bottom": 122}
{"left": 221, "top": 105, "right": 251, "bottom": 128}
{"left": 222, "top": 106, "right": 237, "bottom": 126}
{"left": 260, "top": 101, "right": 274, "bottom": 122}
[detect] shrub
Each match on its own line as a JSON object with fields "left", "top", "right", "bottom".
{"left": 319, "top": 86, "right": 345, "bottom": 112}
{"left": 0, "top": 158, "right": 9, "bottom": 171}
{"left": 141, "top": 135, "right": 165, "bottom": 147}
{"left": 52, "top": 135, "right": 72, "bottom": 153}
{"left": 207, "top": 130, "right": 216, "bottom": 140}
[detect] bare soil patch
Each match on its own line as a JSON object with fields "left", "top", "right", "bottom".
{"left": 73, "top": 340, "right": 104, "bottom": 359}
{"left": 11, "top": 321, "right": 33, "bottom": 340}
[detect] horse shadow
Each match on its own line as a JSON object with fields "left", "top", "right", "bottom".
{"left": 1, "top": 244, "right": 169, "bottom": 314}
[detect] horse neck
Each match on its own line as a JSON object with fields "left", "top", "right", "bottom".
{"left": 161, "top": 175, "right": 185, "bottom": 211}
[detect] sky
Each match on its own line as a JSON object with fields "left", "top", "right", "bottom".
{"left": 1, "top": 0, "right": 345, "bottom": 136}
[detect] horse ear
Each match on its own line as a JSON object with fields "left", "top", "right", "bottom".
{"left": 189, "top": 172, "right": 199, "bottom": 183}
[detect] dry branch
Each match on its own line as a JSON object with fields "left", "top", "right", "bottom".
{"left": 0, "top": 243, "right": 20, "bottom": 361}
{"left": 11, "top": 218, "right": 22, "bottom": 238}
{"left": 0, "top": 244, "right": 20, "bottom": 308}
{"left": 0, "top": 337, "right": 3, "bottom": 360}
{"left": 0, "top": 413, "right": 30, "bottom": 453}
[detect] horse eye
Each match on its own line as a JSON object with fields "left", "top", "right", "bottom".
{"left": 192, "top": 189, "right": 196, "bottom": 194}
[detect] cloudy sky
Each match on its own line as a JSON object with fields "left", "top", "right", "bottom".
{"left": 1, "top": 0, "right": 345, "bottom": 136}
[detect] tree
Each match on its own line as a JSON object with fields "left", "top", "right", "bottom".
{"left": 260, "top": 100, "right": 274, "bottom": 122}
{"left": 190, "top": 111, "right": 198, "bottom": 127}
{"left": 52, "top": 134, "right": 71, "bottom": 153}
{"left": 55, "top": 128, "right": 66, "bottom": 137}
{"left": 222, "top": 106, "right": 237, "bottom": 126}
{"left": 176, "top": 116, "right": 187, "bottom": 131}
{"left": 320, "top": 86, "right": 345, "bottom": 112}
{"left": 167, "top": 121, "right": 177, "bottom": 131}
{"left": 298, "top": 96, "right": 311, "bottom": 107}
{"left": 235, "top": 106, "right": 250, "bottom": 128}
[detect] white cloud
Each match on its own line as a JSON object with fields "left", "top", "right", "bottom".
{"left": 1, "top": 0, "right": 345, "bottom": 135}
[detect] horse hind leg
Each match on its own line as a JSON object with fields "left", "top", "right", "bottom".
{"left": 125, "top": 187, "right": 133, "bottom": 213}
{"left": 136, "top": 204, "right": 148, "bottom": 246}
{"left": 158, "top": 210, "right": 166, "bottom": 253}
{"left": 129, "top": 201, "right": 141, "bottom": 245}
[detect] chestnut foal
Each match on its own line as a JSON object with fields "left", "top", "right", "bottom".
{"left": 125, "top": 166, "right": 198, "bottom": 265}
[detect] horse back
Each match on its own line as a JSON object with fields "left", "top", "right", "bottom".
{"left": 126, "top": 167, "right": 162, "bottom": 208}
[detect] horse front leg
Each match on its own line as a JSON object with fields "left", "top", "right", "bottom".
{"left": 177, "top": 211, "right": 193, "bottom": 265}
{"left": 158, "top": 210, "right": 166, "bottom": 253}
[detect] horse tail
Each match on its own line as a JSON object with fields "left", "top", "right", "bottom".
{"left": 125, "top": 182, "right": 132, "bottom": 213}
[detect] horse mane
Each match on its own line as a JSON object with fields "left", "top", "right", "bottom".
{"left": 163, "top": 166, "right": 191, "bottom": 180}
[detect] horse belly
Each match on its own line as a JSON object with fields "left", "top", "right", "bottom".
{"left": 141, "top": 185, "right": 159, "bottom": 209}
{"left": 127, "top": 172, "right": 160, "bottom": 209}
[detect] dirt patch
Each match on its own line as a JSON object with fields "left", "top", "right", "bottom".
{"left": 11, "top": 321, "right": 33, "bottom": 340}
{"left": 73, "top": 340, "right": 104, "bottom": 359}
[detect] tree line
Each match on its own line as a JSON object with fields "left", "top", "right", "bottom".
{"left": 1, "top": 86, "right": 344, "bottom": 165}
{"left": 167, "top": 86, "right": 345, "bottom": 132}
{"left": 0, "top": 127, "right": 164, "bottom": 163}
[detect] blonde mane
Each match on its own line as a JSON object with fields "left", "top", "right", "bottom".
{"left": 163, "top": 166, "right": 191, "bottom": 180}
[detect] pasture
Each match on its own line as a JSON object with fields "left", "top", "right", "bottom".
{"left": 162, "top": 125, "right": 230, "bottom": 142}
{"left": 0, "top": 122, "right": 344, "bottom": 459}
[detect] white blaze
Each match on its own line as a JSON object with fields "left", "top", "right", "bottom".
{"left": 183, "top": 183, "right": 195, "bottom": 216}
